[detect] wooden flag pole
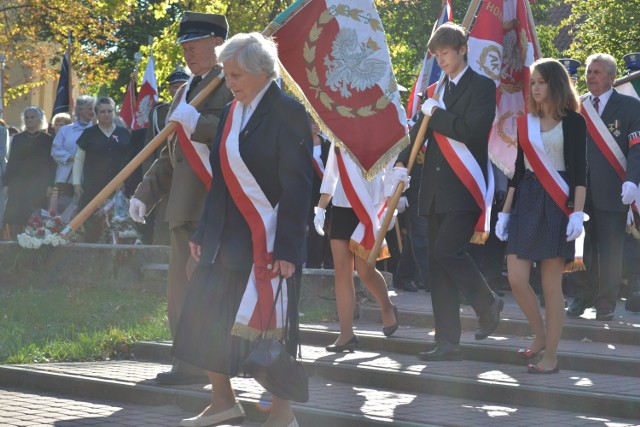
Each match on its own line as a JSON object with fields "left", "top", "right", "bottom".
{"left": 367, "top": 0, "right": 483, "bottom": 265}
{"left": 60, "top": 73, "right": 224, "bottom": 238}
{"left": 61, "top": 0, "right": 314, "bottom": 239}
{"left": 524, "top": 0, "right": 542, "bottom": 59}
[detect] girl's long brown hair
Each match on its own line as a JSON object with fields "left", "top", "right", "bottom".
{"left": 528, "top": 58, "right": 580, "bottom": 120}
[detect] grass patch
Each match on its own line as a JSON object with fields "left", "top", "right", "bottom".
{"left": 0, "top": 285, "right": 170, "bottom": 364}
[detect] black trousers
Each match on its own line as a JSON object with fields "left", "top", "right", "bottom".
{"left": 427, "top": 210, "right": 495, "bottom": 345}
{"left": 570, "top": 209, "right": 626, "bottom": 310}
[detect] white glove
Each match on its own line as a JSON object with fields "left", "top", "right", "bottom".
{"left": 129, "top": 198, "right": 147, "bottom": 223}
{"left": 495, "top": 212, "right": 510, "bottom": 241}
{"left": 392, "top": 166, "right": 411, "bottom": 192}
{"left": 566, "top": 211, "right": 585, "bottom": 242}
{"left": 313, "top": 206, "right": 326, "bottom": 236}
{"left": 169, "top": 102, "right": 200, "bottom": 135}
{"left": 420, "top": 98, "right": 440, "bottom": 117}
{"left": 621, "top": 181, "right": 639, "bottom": 205}
{"left": 397, "top": 196, "right": 409, "bottom": 213}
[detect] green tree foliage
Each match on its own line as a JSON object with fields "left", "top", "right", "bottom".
{"left": 563, "top": 0, "right": 640, "bottom": 77}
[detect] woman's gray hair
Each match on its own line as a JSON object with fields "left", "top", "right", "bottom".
{"left": 216, "top": 32, "right": 279, "bottom": 80}
{"left": 74, "top": 95, "right": 96, "bottom": 119}
{"left": 586, "top": 53, "right": 618, "bottom": 78}
{"left": 21, "top": 106, "right": 48, "bottom": 131}
{"left": 95, "top": 96, "right": 116, "bottom": 113}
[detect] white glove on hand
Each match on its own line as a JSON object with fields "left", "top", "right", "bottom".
{"left": 392, "top": 166, "right": 411, "bottom": 192}
{"left": 397, "top": 196, "right": 409, "bottom": 213}
{"left": 566, "top": 211, "right": 585, "bottom": 242}
{"left": 169, "top": 102, "right": 200, "bottom": 135}
{"left": 621, "top": 181, "right": 639, "bottom": 205}
{"left": 129, "top": 198, "right": 147, "bottom": 223}
{"left": 381, "top": 208, "right": 397, "bottom": 231}
{"left": 313, "top": 207, "right": 326, "bottom": 236}
{"left": 420, "top": 98, "right": 440, "bottom": 117}
{"left": 495, "top": 212, "right": 510, "bottom": 241}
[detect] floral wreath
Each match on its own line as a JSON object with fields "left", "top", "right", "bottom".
{"left": 304, "top": 4, "right": 397, "bottom": 119}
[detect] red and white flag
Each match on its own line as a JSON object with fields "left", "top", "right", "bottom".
{"left": 133, "top": 50, "right": 158, "bottom": 130}
{"left": 467, "top": 0, "right": 540, "bottom": 176}
{"left": 406, "top": 0, "right": 452, "bottom": 124}
{"left": 120, "top": 78, "right": 137, "bottom": 130}
{"left": 273, "top": 0, "right": 409, "bottom": 179}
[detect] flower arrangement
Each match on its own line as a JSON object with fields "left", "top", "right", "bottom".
{"left": 17, "top": 210, "right": 68, "bottom": 249}
{"left": 99, "top": 190, "right": 142, "bottom": 245}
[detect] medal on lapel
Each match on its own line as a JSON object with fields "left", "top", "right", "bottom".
{"left": 611, "top": 119, "right": 621, "bottom": 137}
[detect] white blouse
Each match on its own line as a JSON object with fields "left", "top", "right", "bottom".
{"left": 525, "top": 121, "right": 565, "bottom": 172}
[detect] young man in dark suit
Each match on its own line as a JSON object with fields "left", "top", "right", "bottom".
{"left": 567, "top": 53, "right": 640, "bottom": 320}
{"left": 395, "top": 23, "right": 502, "bottom": 361}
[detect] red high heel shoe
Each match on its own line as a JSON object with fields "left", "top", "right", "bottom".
{"left": 517, "top": 345, "right": 545, "bottom": 360}
{"left": 527, "top": 363, "right": 559, "bottom": 374}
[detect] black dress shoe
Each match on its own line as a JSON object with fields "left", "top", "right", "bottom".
{"left": 383, "top": 305, "right": 399, "bottom": 337}
{"left": 418, "top": 341, "right": 462, "bottom": 361}
{"left": 475, "top": 294, "right": 504, "bottom": 340}
{"left": 326, "top": 335, "right": 359, "bottom": 353}
{"left": 155, "top": 370, "right": 208, "bottom": 385}
{"left": 566, "top": 299, "right": 590, "bottom": 317}
{"left": 595, "top": 308, "right": 614, "bottom": 321}
{"left": 394, "top": 281, "right": 418, "bottom": 292}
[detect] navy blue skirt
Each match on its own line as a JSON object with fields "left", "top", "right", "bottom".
{"left": 506, "top": 170, "right": 574, "bottom": 261}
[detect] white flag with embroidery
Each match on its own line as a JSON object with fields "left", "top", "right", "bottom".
{"left": 467, "top": 0, "right": 538, "bottom": 177}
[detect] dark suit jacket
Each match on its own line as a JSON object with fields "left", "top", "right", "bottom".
{"left": 400, "top": 67, "right": 496, "bottom": 215}
{"left": 585, "top": 90, "right": 640, "bottom": 213}
{"left": 509, "top": 110, "right": 587, "bottom": 206}
{"left": 192, "top": 81, "right": 314, "bottom": 269}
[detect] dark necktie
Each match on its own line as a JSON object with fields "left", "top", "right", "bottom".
{"left": 186, "top": 76, "right": 202, "bottom": 100}
{"left": 592, "top": 96, "right": 600, "bottom": 115}
{"left": 446, "top": 80, "right": 456, "bottom": 99}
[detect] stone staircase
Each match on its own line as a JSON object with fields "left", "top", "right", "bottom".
{"left": 1, "top": 267, "right": 639, "bottom": 426}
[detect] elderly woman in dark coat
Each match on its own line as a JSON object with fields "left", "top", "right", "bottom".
{"left": 173, "top": 33, "right": 312, "bottom": 427}
{"left": 2, "top": 106, "right": 56, "bottom": 238}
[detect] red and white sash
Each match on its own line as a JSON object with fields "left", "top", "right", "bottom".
{"left": 219, "top": 100, "right": 286, "bottom": 341}
{"left": 581, "top": 100, "right": 639, "bottom": 225}
{"left": 335, "top": 148, "right": 390, "bottom": 261}
{"left": 430, "top": 83, "right": 494, "bottom": 243}
{"left": 517, "top": 114, "right": 585, "bottom": 268}
{"left": 175, "top": 76, "right": 213, "bottom": 190}
{"left": 312, "top": 153, "right": 325, "bottom": 180}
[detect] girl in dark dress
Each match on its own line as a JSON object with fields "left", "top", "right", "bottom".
{"left": 2, "top": 106, "right": 56, "bottom": 238}
{"left": 72, "top": 97, "right": 131, "bottom": 242}
{"left": 496, "top": 59, "right": 587, "bottom": 374}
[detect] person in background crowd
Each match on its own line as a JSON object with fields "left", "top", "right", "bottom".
{"left": 393, "top": 133, "right": 429, "bottom": 293}
{"left": 137, "top": 66, "right": 191, "bottom": 246}
{"left": 314, "top": 142, "right": 399, "bottom": 353}
{"left": 2, "top": 106, "right": 56, "bottom": 239}
{"left": 496, "top": 58, "right": 587, "bottom": 374}
{"left": 129, "top": 12, "right": 234, "bottom": 386}
{"left": 306, "top": 120, "right": 333, "bottom": 269}
{"left": 567, "top": 53, "right": 640, "bottom": 321}
{"left": 72, "top": 97, "right": 131, "bottom": 243}
{"left": 51, "top": 95, "right": 96, "bottom": 213}
{"left": 394, "top": 22, "right": 502, "bottom": 362}
{"left": 560, "top": 58, "right": 581, "bottom": 87}
{"left": 50, "top": 113, "right": 72, "bottom": 137}
{"left": 173, "top": 32, "right": 311, "bottom": 427}
{"left": 0, "top": 119, "right": 8, "bottom": 234}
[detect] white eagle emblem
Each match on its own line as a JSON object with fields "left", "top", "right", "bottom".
{"left": 324, "top": 28, "right": 386, "bottom": 98}
{"left": 134, "top": 95, "right": 154, "bottom": 128}
{"left": 501, "top": 29, "right": 524, "bottom": 82}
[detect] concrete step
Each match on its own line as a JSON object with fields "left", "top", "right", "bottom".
{"left": 1, "top": 360, "right": 639, "bottom": 426}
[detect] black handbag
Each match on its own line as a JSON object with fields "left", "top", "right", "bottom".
{"left": 241, "top": 276, "right": 309, "bottom": 402}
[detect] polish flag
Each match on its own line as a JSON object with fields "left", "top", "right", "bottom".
{"left": 133, "top": 50, "right": 158, "bottom": 130}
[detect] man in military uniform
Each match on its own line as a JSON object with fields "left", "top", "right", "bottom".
{"left": 129, "top": 12, "right": 234, "bottom": 384}
{"left": 139, "top": 66, "right": 191, "bottom": 245}
{"left": 560, "top": 58, "right": 581, "bottom": 87}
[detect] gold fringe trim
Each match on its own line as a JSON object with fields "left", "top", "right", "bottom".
{"left": 626, "top": 224, "right": 640, "bottom": 240}
{"left": 231, "top": 323, "right": 284, "bottom": 342}
{"left": 349, "top": 239, "right": 390, "bottom": 261}
{"left": 278, "top": 60, "right": 410, "bottom": 181}
{"left": 564, "top": 258, "right": 586, "bottom": 273}
{"left": 469, "top": 231, "right": 489, "bottom": 245}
